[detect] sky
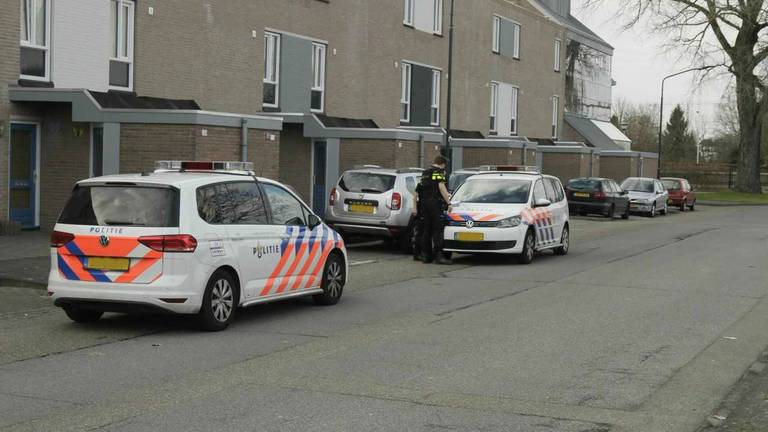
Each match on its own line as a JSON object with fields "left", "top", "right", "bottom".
{"left": 570, "top": 0, "right": 731, "bottom": 138}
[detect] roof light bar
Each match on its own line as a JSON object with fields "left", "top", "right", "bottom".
{"left": 154, "top": 160, "right": 255, "bottom": 173}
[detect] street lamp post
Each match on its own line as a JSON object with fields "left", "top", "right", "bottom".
{"left": 444, "top": 0, "right": 455, "bottom": 175}
{"left": 657, "top": 66, "right": 715, "bottom": 178}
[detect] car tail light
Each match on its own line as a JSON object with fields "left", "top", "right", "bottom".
{"left": 329, "top": 187, "right": 337, "bottom": 206}
{"left": 50, "top": 231, "right": 75, "bottom": 248}
{"left": 391, "top": 192, "right": 402, "bottom": 210}
{"left": 139, "top": 235, "right": 197, "bottom": 253}
{"left": 593, "top": 191, "right": 607, "bottom": 200}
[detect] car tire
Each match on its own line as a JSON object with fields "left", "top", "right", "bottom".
{"left": 442, "top": 251, "right": 453, "bottom": 260}
{"left": 679, "top": 200, "right": 687, "bottom": 212}
{"left": 198, "top": 269, "right": 237, "bottom": 332}
{"left": 648, "top": 203, "right": 656, "bottom": 218}
{"left": 517, "top": 229, "right": 535, "bottom": 265}
{"left": 661, "top": 202, "right": 668, "bottom": 215}
{"left": 313, "top": 253, "right": 345, "bottom": 306}
{"left": 63, "top": 307, "right": 103, "bottom": 324}
{"left": 606, "top": 204, "right": 615, "bottom": 219}
{"left": 554, "top": 225, "right": 569, "bottom": 256}
{"left": 621, "top": 203, "right": 630, "bottom": 220}
{"left": 689, "top": 200, "right": 696, "bottom": 211}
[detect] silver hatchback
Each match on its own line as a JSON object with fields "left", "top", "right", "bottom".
{"left": 325, "top": 167, "right": 422, "bottom": 250}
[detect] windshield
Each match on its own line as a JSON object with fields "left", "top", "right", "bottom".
{"left": 58, "top": 185, "right": 179, "bottom": 227}
{"left": 449, "top": 173, "right": 475, "bottom": 191}
{"left": 452, "top": 179, "right": 531, "bottom": 204}
{"left": 661, "top": 179, "right": 681, "bottom": 191}
{"left": 621, "top": 179, "right": 654, "bottom": 193}
{"left": 339, "top": 172, "right": 396, "bottom": 194}
{"left": 567, "top": 179, "right": 601, "bottom": 191}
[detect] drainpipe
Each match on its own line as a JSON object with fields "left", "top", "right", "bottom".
{"left": 240, "top": 118, "right": 248, "bottom": 162}
{"left": 522, "top": 142, "right": 528, "bottom": 165}
{"left": 419, "top": 134, "right": 425, "bottom": 168}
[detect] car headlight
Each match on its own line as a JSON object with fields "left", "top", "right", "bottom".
{"left": 497, "top": 216, "right": 522, "bottom": 228}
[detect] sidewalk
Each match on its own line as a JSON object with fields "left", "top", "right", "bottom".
{"left": 0, "top": 232, "right": 50, "bottom": 288}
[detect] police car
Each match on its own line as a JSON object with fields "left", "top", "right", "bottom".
{"left": 443, "top": 171, "right": 570, "bottom": 264}
{"left": 48, "top": 161, "right": 348, "bottom": 331}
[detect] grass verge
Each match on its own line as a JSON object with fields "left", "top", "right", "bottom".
{"left": 698, "top": 191, "right": 768, "bottom": 204}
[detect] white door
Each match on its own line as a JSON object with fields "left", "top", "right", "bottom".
{"left": 496, "top": 83, "right": 517, "bottom": 136}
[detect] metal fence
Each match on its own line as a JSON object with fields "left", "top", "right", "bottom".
{"left": 660, "top": 162, "right": 767, "bottom": 191}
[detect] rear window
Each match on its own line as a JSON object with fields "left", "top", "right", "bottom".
{"left": 621, "top": 179, "right": 654, "bottom": 193}
{"left": 338, "top": 172, "right": 396, "bottom": 194}
{"left": 567, "top": 179, "right": 601, "bottom": 191}
{"left": 449, "top": 173, "right": 475, "bottom": 191}
{"left": 58, "top": 185, "right": 179, "bottom": 227}
{"left": 452, "top": 179, "right": 531, "bottom": 204}
{"left": 662, "top": 179, "right": 681, "bottom": 191}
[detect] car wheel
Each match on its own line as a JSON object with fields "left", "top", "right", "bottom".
{"left": 198, "top": 269, "right": 237, "bottom": 331}
{"left": 442, "top": 251, "right": 453, "bottom": 260}
{"left": 517, "top": 229, "right": 535, "bottom": 265}
{"left": 689, "top": 200, "right": 696, "bottom": 211}
{"left": 554, "top": 225, "right": 569, "bottom": 256}
{"left": 63, "top": 307, "right": 103, "bottom": 323}
{"left": 605, "top": 204, "right": 615, "bottom": 219}
{"left": 313, "top": 253, "right": 345, "bottom": 306}
{"left": 661, "top": 202, "right": 668, "bottom": 215}
{"left": 679, "top": 200, "right": 687, "bottom": 212}
{"left": 621, "top": 203, "right": 630, "bottom": 220}
{"left": 649, "top": 203, "right": 656, "bottom": 218}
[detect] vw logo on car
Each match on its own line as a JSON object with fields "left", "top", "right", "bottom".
{"left": 99, "top": 235, "right": 110, "bottom": 247}
{"left": 465, "top": 220, "right": 475, "bottom": 229}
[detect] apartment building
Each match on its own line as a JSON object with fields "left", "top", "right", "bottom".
{"left": 1, "top": 0, "right": 608, "bottom": 229}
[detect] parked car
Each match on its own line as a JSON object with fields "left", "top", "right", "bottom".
{"left": 325, "top": 167, "right": 422, "bottom": 251}
{"left": 449, "top": 165, "right": 538, "bottom": 192}
{"left": 566, "top": 177, "right": 630, "bottom": 219}
{"left": 49, "top": 161, "right": 347, "bottom": 331}
{"left": 621, "top": 177, "right": 669, "bottom": 217}
{"left": 443, "top": 171, "right": 569, "bottom": 264}
{"left": 661, "top": 177, "right": 696, "bottom": 212}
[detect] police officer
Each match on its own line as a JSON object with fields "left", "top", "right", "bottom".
{"left": 418, "top": 155, "right": 452, "bottom": 265}
{"left": 411, "top": 181, "right": 424, "bottom": 260}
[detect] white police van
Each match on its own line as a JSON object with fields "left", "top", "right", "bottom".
{"left": 444, "top": 171, "right": 570, "bottom": 264}
{"left": 48, "top": 161, "right": 348, "bottom": 331}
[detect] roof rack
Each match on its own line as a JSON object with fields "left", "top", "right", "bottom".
{"left": 396, "top": 168, "right": 424, "bottom": 174}
{"left": 477, "top": 165, "right": 539, "bottom": 173}
{"left": 154, "top": 160, "right": 256, "bottom": 176}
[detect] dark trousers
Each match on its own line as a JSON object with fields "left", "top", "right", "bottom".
{"left": 420, "top": 200, "right": 445, "bottom": 259}
{"left": 411, "top": 212, "right": 423, "bottom": 259}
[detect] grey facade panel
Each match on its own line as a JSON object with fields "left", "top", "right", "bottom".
{"left": 499, "top": 20, "right": 518, "bottom": 60}
{"left": 279, "top": 34, "right": 313, "bottom": 113}
{"left": 410, "top": 64, "right": 433, "bottom": 127}
{"left": 564, "top": 114, "right": 621, "bottom": 150}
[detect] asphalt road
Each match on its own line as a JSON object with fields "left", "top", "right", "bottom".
{"left": 1, "top": 206, "right": 767, "bottom": 432}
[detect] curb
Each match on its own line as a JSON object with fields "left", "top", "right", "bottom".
{"left": 698, "top": 201, "right": 768, "bottom": 207}
{"left": 0, "top": 278, "right": 47, "bottom": 290}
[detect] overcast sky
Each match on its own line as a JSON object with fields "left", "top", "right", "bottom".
{"left": 570, "top": 0, "right": 730, "bottom": 137}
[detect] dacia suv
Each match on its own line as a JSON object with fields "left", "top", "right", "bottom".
{"left": 324, "top": 166, "right": 422, "bottom": 251}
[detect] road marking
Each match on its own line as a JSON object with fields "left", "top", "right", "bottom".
{"left": 350, "top": 260, "right": 377, "bottom": 267}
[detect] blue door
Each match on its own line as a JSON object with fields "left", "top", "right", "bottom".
{"left": 312, "top": 140, "right": 327, "bottom": 216}
{"left": 9, "top": 124, "right": 38, "bottom": 229}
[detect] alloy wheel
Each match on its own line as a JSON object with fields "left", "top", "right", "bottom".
{"left": 211, "top": 278, "right": 234, "bottom": 323}
{"left": 326, "top": 261, "right": 343, "bottom": 299}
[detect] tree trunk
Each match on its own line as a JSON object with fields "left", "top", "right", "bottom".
{"left": 734, "top": 74, "right": 764, "bottom": 193}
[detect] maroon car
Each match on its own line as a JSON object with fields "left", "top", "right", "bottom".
{"left": 661, "top": 177, "right": 696, "bottom": 212}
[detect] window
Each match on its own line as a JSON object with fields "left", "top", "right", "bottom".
{"left": 19, "top": 0, "right": 50, "bottom": 80}
{"left": 551, "top": 96, "right": 560, "bottom": 138}
{"left": 430, "top": 70, "right": 441, "bottom": 125}
{"left": 554, "top": 39, "right": 561, "bottom": 72}
{"left": 197, "top": 182, "right": 268, "bottom": 225}
{"left": 90, "top": 126, "right": 104, "bottom": 178}
{"left": 263, "top": 32, "right": 281, "bottom": 108}
{"left": 311, "top": 42, "right": 326, "bottom": 112}
{"left": 404, "top": 0, "right": 414, "bottom": 26}
{"left": 492, "top": 16, "right": 520, "bottom": 59}
{"left": 532, "top": 180, "right": 546, "bottom": 204}
{"left": 543, "top": 178, "right": 557, "bottom": 202}
{"left": 60, "top": 186, "right": 179, "bottom": 227}
{"left": 510, "top": 86, "right": 518, "bottom": 135}
{"left": 433, "top": 0, "right": 443, "bottom": 34}
{"left": 489, "top": 82, "right": 498, "bottom": 133}
{"left": 109, "top": 0, "right": 134, "bottom": 89}
{"left": 262, "top": 184, "right": 307, "bottom": 226}
{"left": 400, "top": 63, "right": 412, "bottom": 122}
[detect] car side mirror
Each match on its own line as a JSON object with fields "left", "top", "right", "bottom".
{"left": 621, "top": 190, "right": 628, "bottom": 195}
{"left": 307, "top": 214, "right": 322, "bottom": 229}
{"left": 535, "top": 198, "right": 551, "bottom": 208}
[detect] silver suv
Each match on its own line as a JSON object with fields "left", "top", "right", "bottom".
{"left": 325, "top": 166, "right": 422, "bottom": 250}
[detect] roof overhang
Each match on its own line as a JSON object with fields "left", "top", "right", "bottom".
{"left": 450, "top": 138, "right": 538, "bottom": 149}
{"left": 8, "top": 87, "right": 283, "bottom": 130}
{"left": 564, "top": 113, "right": 631, "bottom": 151}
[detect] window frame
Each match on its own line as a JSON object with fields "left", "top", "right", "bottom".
{"left": 551, "top": 95, "right": 560, "bottom": 139}
{"left": 400, "top": 63, "right": 412, "bottom": 123}
{"left": 433, "top": 0, "right": 443, "bottom": 35}
{"left": 196, "top": 181, "right": 269, "bottom": 226}
{"left": 531, "top": 180, "right": 546, "bottom": 204}
{"left": 260, "top": 182, "right": 312, "bottom": 227}
{"left": 430, "top": 69, "right": 441, "bottom": 126}
{"left": 403, "top": 0, "right": 415, "bottom": 26}
{"left": 510, "top": 85, "right": 519, "bottom": 136}
{"left": 492, "top": 16, "right": 500, "bottom": 54}
{"left": 311, "top": 42, "right": 327, "bottom": 113}
{"left": 19, "top": 0, "right": 51, "bottom": 82}
{"left": 109, "top": 0, "right": 135, "bottom": 91}
{"left": 489, "top": 81, "right": 498, "bottom": 133}
{"left": 554, "top": 39, "right": 561, "bottom": 72}
{"left": 263, "top": 31, "right": 281, "bottom": 109}
{"left": 511, "top": 21, "right": 521, "bottom": 59}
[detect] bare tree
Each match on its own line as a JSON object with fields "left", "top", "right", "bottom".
{"left": 588, "top": 0, "right": 767, "bottom": 192}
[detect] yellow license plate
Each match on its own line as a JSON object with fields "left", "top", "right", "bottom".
{"left": 86, "top": 257, "right": 130, "bottom": 271}
{"left": 455, "top": 232, "right": 485, "bottom": 242}
{"left": 574, "top": 192, "right": 590, "bottom": 198}
{"left": 349, "top": 204, "right": 375, "bottom": 214}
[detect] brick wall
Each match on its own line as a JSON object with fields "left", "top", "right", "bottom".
{"left": 601, "top": 156, "right": 638, "bottom": 182}
{"left": 541, "top": 152, "right": 589, "bottom": 185}
{"left": 279, "top": 125, "right": 311, "bottom": 203}
{"left": 641, "top": 158, "right": 658, "bottom": 178}
{"left": 120, "top": 124, "right": 197, "bottom": 173}
{"left": 393, "top": 140, "right": 420, "bottom": 169}
{"left": 39, "top": 104, "right": 90, "bottom": 229}
{"left": 339, "top": 139, "right": 423, "bottom": 172}
{"left": 248, "top": 129, "right": 280, "bottom": 180}
{"left": 0, "top": 0, "right": 20, "bottom": 222}
{"left": 423, "top": 143, "right": 443, "bottom": 169}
